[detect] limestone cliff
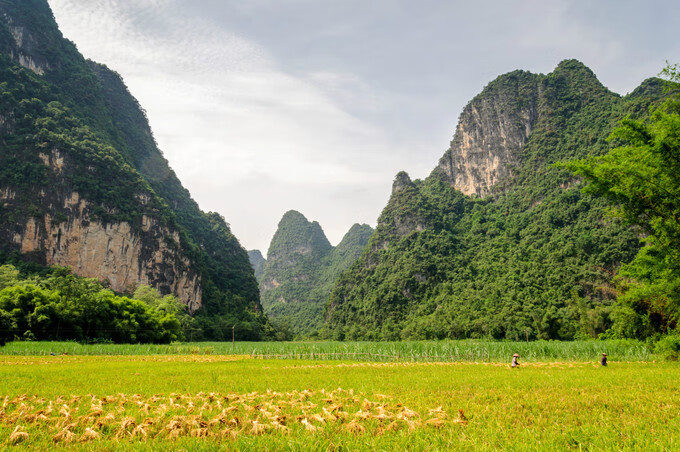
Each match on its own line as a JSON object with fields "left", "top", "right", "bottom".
{"left": 0, "top": 0, "right": 261, "bottom": 327}
{"left": 436, "top": 61, "right": 609, "bottom": 196}
{"left": 437, "top": 70, "right": 540, "bottom": 196}
{"left": 0, "top": 147, "right": 203, "bottom": 311}
{"left": 0, "top": 2, "right": 52, "bottom": 75}
{"left": 325, "top": 60, "right": 653, "bottom": 341}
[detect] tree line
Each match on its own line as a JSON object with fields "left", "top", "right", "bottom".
{"left": 0, "top": 263, "right": 189, "bottom": 344}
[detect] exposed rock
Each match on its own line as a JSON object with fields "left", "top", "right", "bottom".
{"left": 437, "top": 61, "right": 614, "bottom": 197}
{"left": 2, "top": 18, "right": 51, "bottom": 75}
{"left": 1, "top": 188, "right": 202, "bottom": 312}
{"left": 392, "top": 171, "right": 414, "bottom": 193}
{"left": 437, "top": 70, "right": 540, "bottom": 196}
{"left": 12, "top": 49, "right": 49, "bottom": 75}
{"left": 324, "top": 60, "right": 650, "bottom": 342}
{"left": 0, "top": 0, "right": 264, "bottom": 338}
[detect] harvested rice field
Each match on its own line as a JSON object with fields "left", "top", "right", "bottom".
{"left": 0, "top": 347, "right": 678, "bottom": 450}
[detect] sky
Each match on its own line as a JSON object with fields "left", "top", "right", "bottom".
{"left": 46, "top": 0, "right": 680, "bottom": 254}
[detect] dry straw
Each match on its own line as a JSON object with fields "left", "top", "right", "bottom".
{"left": 1, "top": 389, "right": 460, "bottom": 445}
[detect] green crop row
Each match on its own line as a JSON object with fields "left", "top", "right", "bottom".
{"left": 0, "top": 339, "right": 651, "bottom": 362}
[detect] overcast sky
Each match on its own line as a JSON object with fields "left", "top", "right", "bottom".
{"left": 47, "top": 0, "right": 680, "bottom": 254}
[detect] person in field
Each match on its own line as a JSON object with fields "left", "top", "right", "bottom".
{"left": 511, "top": 353, "right": 520, "bottom": 368}
{"left": 600, "top": 353, "right": 607, "bottom": 366}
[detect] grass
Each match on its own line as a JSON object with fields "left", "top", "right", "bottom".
{"left": 0, "top": 339, "right": 652, "bottom": 362}
{"left": 0, "top": 350, "right": 677, "bottom": 450}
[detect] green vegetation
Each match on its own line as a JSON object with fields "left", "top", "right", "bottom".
{"left": 3, "top": 0, "right": 678, "bottom": 349}
{"left": 326, "top": 61, "right": 666, "bottom": 341}
{"left": 565, "top": 64, "right": 680, "bottom": 340}
{"left": 0, "top": 353, "right": 677, "bottom": 450}
{"left": 247, "top": 250, "right": 266, "bottom": 280}
{"left": 0, "top": 264, "right": 186, "bottom": 344}
{"left": 0, "top": 339, "right": 652, "bottom": 362}
{"left": 260, "top": 211, "right": 372, "bottom": 337}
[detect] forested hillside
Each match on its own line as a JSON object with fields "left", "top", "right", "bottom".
{"left": 259, "top": 211, "right": 372, "bottom": 336}
{"left": 325, "top": 61, "right": 666, "bottom": 341}
{"left": 0, "top": 0, "right": 270, "bottom": 340}
{"left": 566, "top": 64, "right": 680, "bottom": 340}
{"left": 248, "top": 250, "right": 266, "bottom": 281}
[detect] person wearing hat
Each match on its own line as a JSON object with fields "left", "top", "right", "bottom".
{"left": 600, "top": 353, "right": 607, "bottom": 366}
{"left": 511, "top": 353, "right": 520, "bottom": 368}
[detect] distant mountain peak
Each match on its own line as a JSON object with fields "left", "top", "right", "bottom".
{"left": 392, "top": 171, "right": 413, "bottom": 193}
{"left": 267, "top": 210, "right": 332, "bottom": 261}
{"left": 248, "top": 250, "right": 266, "bottom": 281}
{"left": 280, "top": 209, "right": 308, "bottom": 223}
{"left": 259, "top": 212, "right": 373, "bottom": 336}
{"left": 554, "top": 58, "right": 591, "bottom": 72}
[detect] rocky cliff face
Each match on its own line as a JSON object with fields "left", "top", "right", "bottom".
{"left": 437, "top": 70, "right": 541, "bottom": 196}
{"left": 0, "top": 4, "right": 52, "bottom": 76}
{"left": 0, "top": 148, "right": 202, "bottom": 311}
{"left": 437, "top": 61, "right": 609, "bottom": 197}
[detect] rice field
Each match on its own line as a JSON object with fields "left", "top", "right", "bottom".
{"left": 0, "top": 339, "right": 652, "bottom": 362}
{"left": 0, "top": 341, "right": 676, "bottom": 450}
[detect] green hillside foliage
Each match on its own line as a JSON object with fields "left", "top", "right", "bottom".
{"left": 320, "top": 223, "right": 375, "bottom": 286}
{"left": 0, "top": 0, "right": 268, "bottom": 340}
{"left": 0, "top": 63, "right": 164, "bottom": 225}
{"left": 248, "top": 250, "right": 266, "bottom": 281}
{"left": 0, "top": 263, "right": 183, "bottom": 345}
{"left": 261, "top": 211, "right": 372, "bottom": 337}
{"left": 566, "top": 64, "right": 680, "bottom": 339}
{"left": 325, "top": 61, "right": 666, "bottom": 341}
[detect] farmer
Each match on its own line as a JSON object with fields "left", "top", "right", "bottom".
{"left": 600, "top": 353, "right": 607, "bottom": 366}
{"left": 511, "top": 353, "right": 520, "bottom": 368}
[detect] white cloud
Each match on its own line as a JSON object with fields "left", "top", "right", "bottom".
{"left": 47, "top": 0, "right": 408, "bottom": 251}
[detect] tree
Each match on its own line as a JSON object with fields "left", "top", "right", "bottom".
{"left": 134, "top": 285, "right": 189, "bottom": 340}
{"left": 0, "top": 264, "right": 20, "bottom": 291}
{"left": 565, "top": 64, "right": 680, "bottom": 337}
{"left": 0, "top": 310, "right": 14, "bottom": 346}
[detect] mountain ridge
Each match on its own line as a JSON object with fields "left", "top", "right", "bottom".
{"left": 258, "top": 210, "right": 372, "bottom": 336}
{"left": 325, "top": 60, "right": 665, "bottom": 341}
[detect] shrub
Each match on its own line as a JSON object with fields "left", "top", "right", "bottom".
{"left": 654, "top": 335, "right": 680, "bottom": 360}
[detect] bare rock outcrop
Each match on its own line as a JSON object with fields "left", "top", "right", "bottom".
{"left": 437, "top": 70, "right": 541, "bottom": 196}
{"left": 1, "top": 13, "right": 51, "bottom": 75}
{"left": 0, "top": 147, "right": 203, "bottom": 312}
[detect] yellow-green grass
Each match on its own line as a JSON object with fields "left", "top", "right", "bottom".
{"left": 0, "top": 355, "right": 678, "bottom": 450}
